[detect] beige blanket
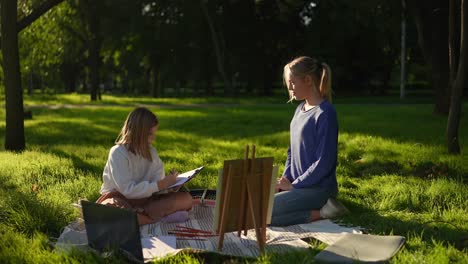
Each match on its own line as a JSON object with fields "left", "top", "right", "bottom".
{"left": 140, "top": 203, "right": 362, "bottom": 258}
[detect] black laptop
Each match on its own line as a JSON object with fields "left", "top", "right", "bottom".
{"left": 81, "top": 200, "right": 143, "bottom": 262}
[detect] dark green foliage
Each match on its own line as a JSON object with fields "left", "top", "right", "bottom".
{"left": 2, "top": 0, "right": 431, "bottom": 97}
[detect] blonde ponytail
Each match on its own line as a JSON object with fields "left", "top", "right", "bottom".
{"left": 319, "top": 63, "right": 332, "bottom": 102}
{"left": 283, "top": 64, "right": 294, "bottom": 103}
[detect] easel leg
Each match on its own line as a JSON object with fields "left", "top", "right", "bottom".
{"left": 246, "top": 184, "right": 264, "bottom": 254}
{"left": 237, "top": 145, "right": 249, "bottom": 236}
{"left": 217, "top": 165, "right": 233, "bottom": 251}
{"left": 251, "top": 146, "right": 265, "bottom": 253}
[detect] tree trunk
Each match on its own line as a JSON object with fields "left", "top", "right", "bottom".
{"left": 400, "top": 0, "right": 407, "bottom": 99}
{"left": 449, "top": 0, "right": 461, "bottom": 86}
{"left": 28, "top": 71, "right": 33, "bottom": 95}
{"left": 1, "top": 0, "right": 25, "bottom": 151}
{"left": 87, "top": 1, "right": 101, "bottom": 101}
{"left": 262, "top": 64, "right": 274, "bottom": 96}
{"left": 431, "top": 4, "right": 451, "bottom": 115}
{"left": 200, "top": 0, "right": 233, "bottom": 96}
{"left": 151, "top": 66, "right": 161, "bottom": 98}
{"left": 408, "top": 0, "right": 450, "bottom": 115}
{"left": 203, "top": 50, "right": 213, "bottom": 95}
{"left": 447, "top": 0, "right": 467, "bottom": 154}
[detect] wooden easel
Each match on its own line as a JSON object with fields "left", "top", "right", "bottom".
{"left": 216, "top": 145, "right": 273, "bottom": 254}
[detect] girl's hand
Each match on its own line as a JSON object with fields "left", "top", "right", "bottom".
{"left": 158, "top": 169, "right": 179, "bottom": 190}
{"left": 166, "top": 168, "right": 179, "bottom": 185}
{"left": 276, "top": 176, "right": 293, "bottom": 191}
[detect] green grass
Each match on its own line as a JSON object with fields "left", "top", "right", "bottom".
{"left": 0, "top": 96, "right": 467, "bottom": 263}
{"left": 11, "top": 90, "right": 446, "bottom": 107}
{"left": 19, "top": 92, "right": 287, "bottom": 106}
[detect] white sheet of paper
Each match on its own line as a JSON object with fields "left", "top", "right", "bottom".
{"left": 167, "top": 166, "right": 203, "bottom": 189}
{"left": 142, "top": 235, "right": 178, "bottom": 260}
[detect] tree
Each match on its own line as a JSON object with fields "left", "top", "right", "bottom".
{"left": 408, "top": 0, "right": 465, "bottom": 153}
{"left": 1, "top": 0, "right": 24, "bottom": 151}
{"left": 0, "top": 0, "right": 64, "bottom": 151}
{"left": 200, "top": 0, "right": 233, "bottom": 95}
{"left": 74, "top": 0, "right": 103, "bottom": 101}
{"left": 302, "top": 0, "right": 402, "bottom": 95}
{"left": 19, "top": 3, "right": 75, "bottom": 94}
{"left": 400, "top": 0, "right": 407, "bottom": 99}
{"left": 447, "top": 0, "right": 466, "bottom": 154}
{"left": 407, "top": 0, "right": 450, "bottom": 115}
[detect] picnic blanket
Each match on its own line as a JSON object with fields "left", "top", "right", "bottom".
{"left": 57, "top": 202, "right": 408, "bottom": 262}
{"left": 57, "top": 187, "right": 407, "bottom": 262}
{"left": 140, "top": 203, "right": 362, "bottom": 257}
{"left": 57, "top": 202, "right": 362, "bottom": 259}
{"left": 58, "top": 201, "right": 406, "bottom": 263}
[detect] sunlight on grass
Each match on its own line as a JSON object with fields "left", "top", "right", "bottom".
{"left": 0, "top": 99, "right": 467, "bottom": 263}
{"left": 20, "top": 92, "right": 286, "bottom": 107}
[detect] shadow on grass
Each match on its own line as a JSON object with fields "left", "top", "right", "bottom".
{"left": 0, "top": 175, "right": 73, "bottom": 238}
{"left": 344, "top": 158, "right": 467, "bottom": 183}
{"left": 157, "top": 106, "right": 292, "bottom": 140}
{"left": 21, "top": 107, "right": 291, "bottom": 151}
{"left": 26, "top": 120, "right": 116, "bottom": 147}
{"left": 3, "top": 106, "right": 467, "bottom": 182}
{"left": 5, "top": 103, "right": 465, "bottom": 155}
{"left": 339, "top": 146, "right": 403, "bottom": 176}
{"left": 48, "top": 148, "right": 103, "bottom": 175}
{"left": 2, "top": 103, "right": 467, "bottom": 150}
{"left": 338, "top": 141, "right": 467, "bottom": 181}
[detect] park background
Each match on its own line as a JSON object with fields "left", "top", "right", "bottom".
{"left": 0, "top": 0, "right": 467, "bottom": 263}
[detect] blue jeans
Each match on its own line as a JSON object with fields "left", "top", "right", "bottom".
{"left": 270, "top": 187, "right": 337, "bottom": 226}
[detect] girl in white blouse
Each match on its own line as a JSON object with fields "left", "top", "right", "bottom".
{"left": 97, "top": 107, "right": 193, "bottom": 225}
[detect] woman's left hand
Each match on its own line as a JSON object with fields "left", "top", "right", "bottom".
{"left": 277, "top": 176, "right": 293, "bottom": 191}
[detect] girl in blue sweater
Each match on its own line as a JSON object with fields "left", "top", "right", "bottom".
{"left": 271, "top": 56, "right": 343, "bottom": 226}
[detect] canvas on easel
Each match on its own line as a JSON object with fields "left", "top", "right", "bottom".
{"left": 213, "top": 145, "right": 277, "bottom": 254}
{"left": 213, "top": 164, "right": 278, "bottom": 230}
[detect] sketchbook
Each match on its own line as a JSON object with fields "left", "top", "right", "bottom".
{"left": 154, "top": 166, "right": 204, "bottom": 194}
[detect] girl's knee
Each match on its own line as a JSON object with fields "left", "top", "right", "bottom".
{"left": 137, "top": 213, "right": 155, "bottom": 225}
{"left": 177, "top": 192, "right": 193, "bottom": 210}
{"left": 100, "top": 197, "right": 132, "bottom": 209}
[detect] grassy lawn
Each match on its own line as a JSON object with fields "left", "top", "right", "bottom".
{"left": 13, "top": 91, "right": 439, "bottom": 106}
{"left": 20, "top": 92, "right": 287, "bottom": 106}
{"left": 0, "top": 95, "right": 467, "bottom": 263}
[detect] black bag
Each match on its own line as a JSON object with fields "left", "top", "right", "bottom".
{"left": 81, "top": 200, "right": 144, "bottom": 262}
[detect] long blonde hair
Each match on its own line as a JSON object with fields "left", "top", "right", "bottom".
{"left": 283, "top": 56, "right": 332, "bottom": 103}
{"left": 115, "top": 107, "right": 159, "bottom": 161}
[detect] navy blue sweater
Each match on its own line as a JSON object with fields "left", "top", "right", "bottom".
{"left": 283, "top": 100, "right": 338, "bottom": 191}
